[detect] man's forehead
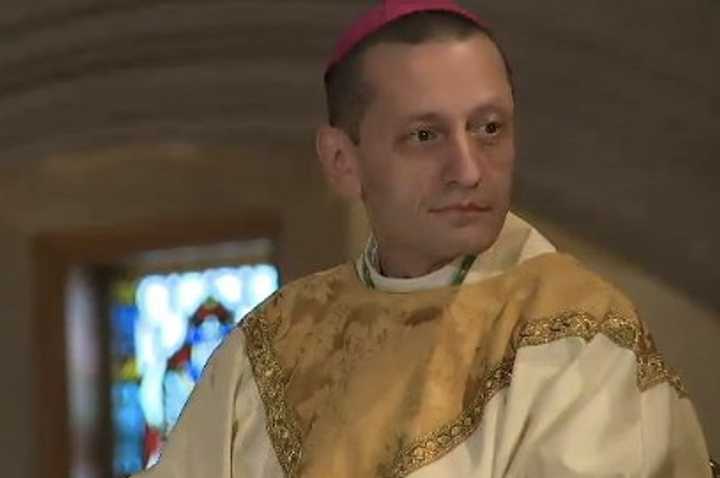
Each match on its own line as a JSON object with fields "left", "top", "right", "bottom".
{"left": 362, "top": 34, "right": 499, "bottom": 72}
{"left": 325, "top": 0, "right": 489, "bottom": 78}
{"left": 362, "top": 37, "right": 511, "bottom": 106}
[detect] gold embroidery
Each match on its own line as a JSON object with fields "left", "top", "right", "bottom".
{"left": 637, "top": 353, "right": 687, "bottom": 396}
{"left": 388, "top": 310, "right": 687, "bottom": 477}
{"left": 243, "top": 295, "right": 304, "bottom": 477}
{"left": 516, "top": 310, "right": 687, "bottom": 396}
{"left": 385, "top": 359, "right": 513, "bottom": 478}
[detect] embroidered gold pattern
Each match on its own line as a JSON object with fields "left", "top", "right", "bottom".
{"left": 387, "top": 310, "right": 687, "bottom": 477}
{"left": 516, "top": 310, "right": 687, "bottom": 397}
{"left": 637, "top": 353, "right": 687, "bottom": 396}
{"left": 385, "top": 359, "right": 514, "bottom": 478}
{"left": 243, "top": 294, "right": 304, "bottom": 477}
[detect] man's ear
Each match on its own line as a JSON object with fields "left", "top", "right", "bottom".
{"left": 316, "top": 125, "right": 363, "bottom": 199}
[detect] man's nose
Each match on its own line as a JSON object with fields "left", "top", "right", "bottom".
{"left": 445, "top": 133, "right": 484, "bottom": 189}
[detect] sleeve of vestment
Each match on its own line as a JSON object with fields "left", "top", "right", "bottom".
{"left": 498, "top": 333, "right": 712, "bottom": 478}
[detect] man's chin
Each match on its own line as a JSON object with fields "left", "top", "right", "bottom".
{"left": 438, "top": 232, "right": 499, "bottom": 259}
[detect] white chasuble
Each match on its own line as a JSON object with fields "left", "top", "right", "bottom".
{"left": 136, "top": 215, "right": 711, "bottom": 477}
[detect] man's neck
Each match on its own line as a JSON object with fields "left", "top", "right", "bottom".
{"left": 375, "top": 243, "right": 457, "bottom": 279}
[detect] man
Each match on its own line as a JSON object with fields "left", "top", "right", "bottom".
{"left": 136, "top": 1, "right": 712, "bottom": 476}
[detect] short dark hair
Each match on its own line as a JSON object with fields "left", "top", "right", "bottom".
{"left": 323, "top": 11, "right": 514, "bottom": 144}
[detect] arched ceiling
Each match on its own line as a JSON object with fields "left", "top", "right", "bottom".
{"left": 0, "top": 0, "right": 718, "bottom": 309}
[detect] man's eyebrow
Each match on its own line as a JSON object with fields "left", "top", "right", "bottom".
{"left": 468, "top": 102, "right": 511, "bottom": 117}
{"left": 399, "top": 102, "right": 512, "bottom": 125}
{"left": 399, "top": 112, "right": 446, "bottom": 125}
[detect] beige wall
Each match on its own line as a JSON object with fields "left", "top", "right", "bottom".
{"left": 0, "top": 143, "right": 347, "bottom": 279}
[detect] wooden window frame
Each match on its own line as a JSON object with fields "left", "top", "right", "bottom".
{"left": 31, "top": 212, "right": 282, "bottom": 478}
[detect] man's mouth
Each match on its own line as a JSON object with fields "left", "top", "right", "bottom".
{"left": 430, "top": 202, "right": 491, "bottom": 214}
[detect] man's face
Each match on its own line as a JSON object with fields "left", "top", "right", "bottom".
{"left": 354, "top": 34, "right": 515, "bottom": 264}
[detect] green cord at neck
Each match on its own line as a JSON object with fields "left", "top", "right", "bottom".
{"left": 361, "top": 254, "right": 477, "bottom": 290}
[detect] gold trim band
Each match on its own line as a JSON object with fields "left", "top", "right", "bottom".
{"left": 243, "top": 295, "right": 304, "bottom": 477}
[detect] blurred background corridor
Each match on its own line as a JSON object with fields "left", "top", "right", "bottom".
{"left": 0, "top": 1, "right": 717, "bottom": 477}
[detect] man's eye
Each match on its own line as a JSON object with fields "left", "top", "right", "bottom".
{"left": 485, "top": 122, "right": 500, "bottom": 135}
{"left": 468, "top": 121, "right": 502, "bottom": 139}
{"left": 410, "top": 129, "right": 437, "bottom": 143}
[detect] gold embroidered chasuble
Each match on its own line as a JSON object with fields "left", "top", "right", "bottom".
{"left": 242, "top": 252, "right": 686, "bottom": 478}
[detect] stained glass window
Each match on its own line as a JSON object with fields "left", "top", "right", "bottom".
{"left": 109, "top": 264, "right": 280, "bottom": 477}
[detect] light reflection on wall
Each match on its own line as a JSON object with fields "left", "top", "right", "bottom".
{"left": 110, "top": 264, "right": 279, "bottom": 477}
{"left": 66, "top": 268, "right": 103, "bottom": 478}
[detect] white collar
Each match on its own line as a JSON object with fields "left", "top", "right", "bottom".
{"left": 355, "top": 212, "right": 556, "bottom": 293}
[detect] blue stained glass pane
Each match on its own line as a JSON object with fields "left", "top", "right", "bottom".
{"left": 112, "top": 381, "right": 145, "bottom": 476}
{"left": 163, "top": 370, "right": 194, "bottom": 432}
{"left": 112, "top": 383, "right": 145, "bottom": 437}
{"left": 111, "top": 305, "right": 138, "bottom": 357}
{"left": 113, "top": 438, "right": 144, "bottom": 476}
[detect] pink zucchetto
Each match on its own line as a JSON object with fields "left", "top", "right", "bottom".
{"left": 324, "top": 0, "right": 489, "bottom": 77}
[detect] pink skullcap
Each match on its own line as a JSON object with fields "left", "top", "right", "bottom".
{"left": 324, "top": 0, "right": 489, "bottom": 78}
